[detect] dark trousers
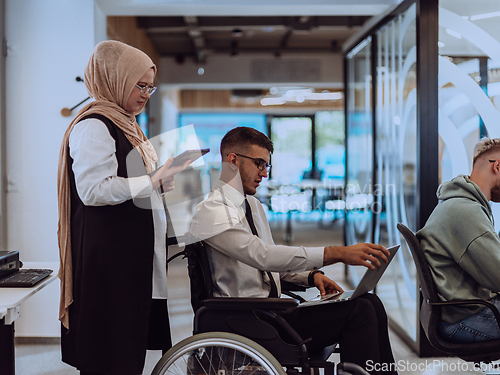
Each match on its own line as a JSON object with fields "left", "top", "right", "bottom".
{"left": 282, "top": 293, "right": 397, "bottom": 375}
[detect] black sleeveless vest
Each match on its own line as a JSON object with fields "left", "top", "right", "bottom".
{"left": 61, "top": 114, "right": 155, "bottom": 374}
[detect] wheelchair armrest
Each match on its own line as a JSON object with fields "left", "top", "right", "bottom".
{"left": 430, "top": 298, "right": 500, "bottom": 331}
{"left": 202, "top": 297, "right": 298, "bottom": 310}
{"left": 280, "top": 280, "right": 308, "bottom": 303}
{"left": 280, "top": 280, "right": 307, "bottom": 292}
{"left": 282, "top": 291, "right": 307, "bottom": 303}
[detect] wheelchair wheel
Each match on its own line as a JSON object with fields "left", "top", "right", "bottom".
{"left": 151, "top": 332, "right": 286, "bottom": 375}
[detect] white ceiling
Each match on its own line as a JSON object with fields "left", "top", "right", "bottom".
{"left": 96, "top": 0, "right": 403, "bottom": 17}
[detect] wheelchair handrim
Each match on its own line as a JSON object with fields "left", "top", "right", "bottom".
{"left": 152, "top": 332, "right": 286, "bottom": 375}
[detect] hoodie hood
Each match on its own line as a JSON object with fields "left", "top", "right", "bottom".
{"left": 437, "top": 174, "right": 492, "bottom": 218}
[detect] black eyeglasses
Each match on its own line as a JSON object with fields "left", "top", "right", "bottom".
{"left": 235, "top": 153, "right": 272, "bottom": 173}
{"left": 490, "top": 160, "right": 499, "bottom": 163}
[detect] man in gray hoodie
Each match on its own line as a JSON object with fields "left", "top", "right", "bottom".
{"left": 417, "top": 137, "right": 500, "bottom": 343}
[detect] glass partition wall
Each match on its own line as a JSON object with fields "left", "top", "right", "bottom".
{"left": 345, "top": 0, "right": 500, "bottom": 355}
{"left": 344, "top": 0, "right": 438, "bottom": 355}
{"left": 345, "top": 38, "right": 374, "bottom": 251}
{"left": 373, "top": 4, "right": 419, "bottom": 345}
{"left": 0, "top": 0, "right": 5, "bottom": 251}
{"left": 438, "top": 0, "right": 500, "bottom": 228}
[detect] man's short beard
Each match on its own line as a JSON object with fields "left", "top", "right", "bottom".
{"left": 491, "top": 182, "right": 500, "bottom": 202}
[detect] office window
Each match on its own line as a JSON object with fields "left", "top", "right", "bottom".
{"left": 270, "top": 117, "right": 312, "bottom": 184}
{"left": 175, "top": 113, "right": 268, "bottom": 192}
{"left": 315, "top": 111, "right": 345, "bottom": 181}
{"left": 266, "top": 113, "right": 345, "bottom": 218}
{"left": 178, "top": 113, "right": 267, "bottom": 165}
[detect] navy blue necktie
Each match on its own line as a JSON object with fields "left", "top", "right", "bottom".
{"left": 244, "top": 198, "right": 278, "bottom": 298}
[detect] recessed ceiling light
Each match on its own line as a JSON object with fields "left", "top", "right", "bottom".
{"left": 470, "top": 11, "right": 500, "bottom": 21}
{"left": 261, "top": 97, "right": 285, "bottom": 106}
{"left": 231, "top": 29, "right": 244, "bottom": 38}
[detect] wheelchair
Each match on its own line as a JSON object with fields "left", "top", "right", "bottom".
{"left": 152, "top": 237, "right": 369, "bottom": 375}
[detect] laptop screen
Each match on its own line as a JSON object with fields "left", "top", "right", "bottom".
{"left": 351, "top": 244, "right": 400, "bottom": 299}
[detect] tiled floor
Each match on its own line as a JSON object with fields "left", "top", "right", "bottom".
{"left": 14, "top": 215, "right": 494, "bottom": 375}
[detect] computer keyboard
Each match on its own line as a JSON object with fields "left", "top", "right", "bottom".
{"left": 0, "top": 269, "right": 53, "bottom": 287}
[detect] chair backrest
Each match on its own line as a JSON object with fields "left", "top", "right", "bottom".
{"left": 397, "top": 222, "right": 500, "bottom": 361}
{"left": 396, "top": 223, "right": 439, "bottom": 303}
{"left": 396, "top": 223, "right": 442, "bottom": 344}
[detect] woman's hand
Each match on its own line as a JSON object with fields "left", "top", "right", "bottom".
{"left": 314, "top": 273, "right": 344, "bottom": 296}
{"left": 150, "top": 158, "right": 191, "bottom": 192}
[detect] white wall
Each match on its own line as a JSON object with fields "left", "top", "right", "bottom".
{"left": 5, "top": 0, "right": 100, "bottom": 337}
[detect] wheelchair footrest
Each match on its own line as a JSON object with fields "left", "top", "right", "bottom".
{"left": 309, "top": 344, "right": 337, "bottom": 363}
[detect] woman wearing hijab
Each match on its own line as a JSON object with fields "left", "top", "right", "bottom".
{"left": 57, "top": 40, "right": 188, "bottom": 375}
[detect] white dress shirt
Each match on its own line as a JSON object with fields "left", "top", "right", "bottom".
{"left": 68, "top": 118, "right": 168, "bottom": 299}
{"left": 190, "top": 180, "right": 324, "bottom": 298}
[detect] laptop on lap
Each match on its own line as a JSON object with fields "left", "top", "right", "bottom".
{"left": 297, "top": 244, "right": 400, "bottom": 308}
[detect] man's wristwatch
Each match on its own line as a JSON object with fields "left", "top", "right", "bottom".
{"left": 308, "top": 270, "right": 324, "bottom": 286}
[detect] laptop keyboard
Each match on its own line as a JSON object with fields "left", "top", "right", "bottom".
{"left": 338, "top": 290, "right": 354, "bottom": 299}
{"left": 0, "top": 269, "right": 53, "bottom": 287}
{"left": 320, "top": 291, "right": 342, "bottom": 301}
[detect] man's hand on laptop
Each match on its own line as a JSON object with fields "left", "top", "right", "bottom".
{"left": 323, "top": 243, "right": 390, "bottom": 270}
{"left": 314, "top": 273, "right": 344, "bottom": 296}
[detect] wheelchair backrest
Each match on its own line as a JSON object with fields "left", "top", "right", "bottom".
{"left": 183, "top": 241, "right": 214, "bottom": 313}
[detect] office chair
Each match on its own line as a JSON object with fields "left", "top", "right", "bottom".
{"left": 152, "top": 238, "right": 368, "bottom": 375}
{"left": 397, "top": 223, "right": 500, "bottom": 363}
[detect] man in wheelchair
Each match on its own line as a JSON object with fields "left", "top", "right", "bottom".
{"left": 189, "top": 127, "right": 397, "bottom": 375}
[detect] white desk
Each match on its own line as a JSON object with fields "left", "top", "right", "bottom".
{"left": 0, "top": 262, "right": 58, "bottom": 375}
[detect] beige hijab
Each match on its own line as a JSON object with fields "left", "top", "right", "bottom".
{"left": 57, "top": 40, "right": 158, "bottom": 329}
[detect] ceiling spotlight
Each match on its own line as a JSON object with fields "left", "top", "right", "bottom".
{"left": 197, "top": 67, "right": 205, "bottom": 75}
{"left": 231, "top": 29, "right": 244, "bottom": 38}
